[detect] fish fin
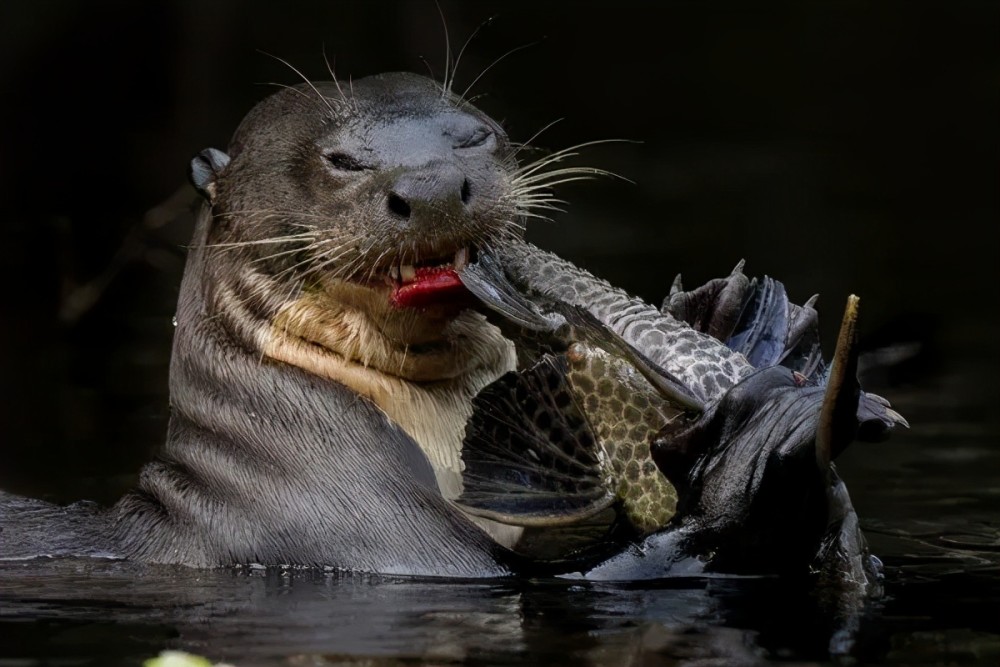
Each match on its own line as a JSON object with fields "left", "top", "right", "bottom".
{"left": 662, "top": 260, "right": 750, "bottom": 341}
{"left": 514, "top": 508, "right": 623, "bottom": 560}
{"left": 728, "top": 276, "right": 791, "bottom": 367}
{"left": 731, "top": 278, "right": 831, "bottom": 377}
{"left": 665, "top": 266, "right": 827, "bottom": 377}
{"left": 457, "top": 354, "right": 616, "bottom": 527}
{"left": 779, "top": 295, "right": 825, "bottom": 378}
{"left": 458, "top": 253, "right": 557, "bottom": 331}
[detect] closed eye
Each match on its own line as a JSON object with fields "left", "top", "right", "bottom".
{"left": 324, "top": 152, "right": 370, "bottom": 171}
{"left": 455, "top": 128, "right": 494, "bottom": 150}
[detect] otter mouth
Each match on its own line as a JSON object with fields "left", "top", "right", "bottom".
{"left": 387, "top": 247, "right": 475, "bottom": 310}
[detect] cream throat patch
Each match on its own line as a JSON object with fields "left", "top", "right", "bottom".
{"left": 263, "top": 283, "right": 522, "bottom": 545}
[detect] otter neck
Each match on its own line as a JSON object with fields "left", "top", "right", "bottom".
{"left": 260, "top": 277, "right": 521, "bottom": 546}
{"left": 262, "top": 278, "right": 515, "bottom": 482}
{"left": 266, "top": 278, "right": 498, "bottom": 382}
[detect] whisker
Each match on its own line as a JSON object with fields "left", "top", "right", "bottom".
{"left": 434, "top": 0, "right": 453, "bottom": 96}
{"left": 459, "top": 41, "right": 537, "bottom": 104}
{"left": 199, "top": 233, "right": 317, "bottom": 250}
{"left": 511, "top": 119, "right": 564, "bottom": 159}
{"left": 451, "top": 14, "right": 498, "bottom": 96}
{"left": 513, "top": 167, "right": 626, "bottom": 187}
{"left": 308, "top": 245, "right": 360, "bottom": 279}
{"left": 418, "top": 55, "right": 437, "bottom": 81}
{"left": 214, "top": 209, "right": 329, "bottom": 221}
{"left": 250, "top": 243, "right": 316, "bottom": 266}
{"left": 348, "top": 76, "right": 358, "bottom": 113}
{"left": 256, "top": 82, "right": 319, "bottom": 106}
{"left": 512, "top": 139, "right": 633, "bottom": 179}
{"left": 271, "top": 246, "right": 335, "bottom": 281}
{"left": 321, "top": 44, "right": 351, "bottom": 105}
{"left": 511, "top": 200, "right": 567, "bottom": 213}
{"left": 258, "top": 50, "right": 338, "bottom": 119}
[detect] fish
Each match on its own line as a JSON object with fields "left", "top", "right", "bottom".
{"left": 454, "top": 243, "right": 906, "bottom": 587}
{"left": 459, "top": 342, "right": 687, "bottom": 537}
{"left": 456, "top": 251, "right": 703, "bottom": 540}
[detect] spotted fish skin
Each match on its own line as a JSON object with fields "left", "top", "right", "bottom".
{"left": 457, "top": 340, "right": 691, "bottom": 541}
{"left": 492, "top": 240, "right": 754, "bottom": 402}
{"left": 564, "top": 343, "right": 681, "bottom": 534}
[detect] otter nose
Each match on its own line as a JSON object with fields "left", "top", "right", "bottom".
{"left": 386, "top": 162, "right": 472, "bottom": 222}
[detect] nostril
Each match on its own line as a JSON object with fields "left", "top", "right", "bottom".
{"left": 388, "top": 192, "right": 411, "bottom": 219}
{"left": 460, "top": 178, "right": 471, "bottom": 205}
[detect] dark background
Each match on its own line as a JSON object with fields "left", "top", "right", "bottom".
{"left": 1, "top": 0, "right": 997, "bottom": 504}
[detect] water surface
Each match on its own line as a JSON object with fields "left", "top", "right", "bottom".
{"left": 3, "top": 375, "right": 997, "bottom": 667}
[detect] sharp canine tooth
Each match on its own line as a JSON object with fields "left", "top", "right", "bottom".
{"left": 454, "top": 247, "right": 469, "bottom": 270}
{"left": 389, "top": 265, "right": 400, "bottom": 280}
{"left": 400, "top": 264, "right": 416, "bottom": 282}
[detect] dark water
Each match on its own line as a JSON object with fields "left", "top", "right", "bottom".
{"left": 1, "top": 1, "right": 997, "bottom": 665}
{"left": 2, "top": 375, "right": 998, "bottom": 667}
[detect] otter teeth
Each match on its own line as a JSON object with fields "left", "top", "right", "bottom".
{"left": 393, "top": 249, "right": 468, "bottom": 283}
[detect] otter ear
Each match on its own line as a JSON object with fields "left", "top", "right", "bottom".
{"left": 189, "top": 148, "right": 230, "bottom": 204}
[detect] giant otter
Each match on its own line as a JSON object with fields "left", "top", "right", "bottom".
{"left": 117, "top": 72, "right": 529, "bottom": 572}
{"left": 5, "top": 72, "right": 527, "bottom": 574}
{"left": 1, "top": 71, "right": 903, "bottom": 585}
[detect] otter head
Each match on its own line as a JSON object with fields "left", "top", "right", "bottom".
{"left": 189, "top": 72, "right": 524, "bottom": 382}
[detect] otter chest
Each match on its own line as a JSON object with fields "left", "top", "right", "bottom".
{"left": 373, "top": 371, "right": 504, "bottom": 499}
{"left": 265, "top": 304, "right": 516, "bottom": 496}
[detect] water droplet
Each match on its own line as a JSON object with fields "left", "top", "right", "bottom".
{"left": 171, "top": 315, "right": 178, "bottom": 327}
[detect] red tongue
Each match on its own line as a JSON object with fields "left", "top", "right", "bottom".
{"left": 390, "top": 267, "right": 472, "bottom": 309}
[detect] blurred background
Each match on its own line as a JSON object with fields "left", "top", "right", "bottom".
{"left": 0, "top": 0, "right": 996, "bottom": 504}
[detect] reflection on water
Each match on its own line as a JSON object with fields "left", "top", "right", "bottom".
{"left": 1, "top": 557, "right": 997, "bottom": 666}
{"left": 2, "top": 382, "right": 998, "bottom": 667}
{"left": 0, "top": 561, "right": 838, "bottom": 666}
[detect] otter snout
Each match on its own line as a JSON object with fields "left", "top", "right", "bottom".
{"left": 387, "top": 161, "right": 472, "bottom": 223}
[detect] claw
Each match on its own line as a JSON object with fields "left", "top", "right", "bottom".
{"left": 885, "top": 408, "right": 910, "bottom": 429}
{"left": 865, "top": 392, "right": 892, "bottom": 407}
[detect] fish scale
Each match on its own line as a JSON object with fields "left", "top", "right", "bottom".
{"left": 493, "top": 241, "right": 754, "bottom": 402}
{"left": 564, "top": 345, "right": 680, "bottom": 534}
